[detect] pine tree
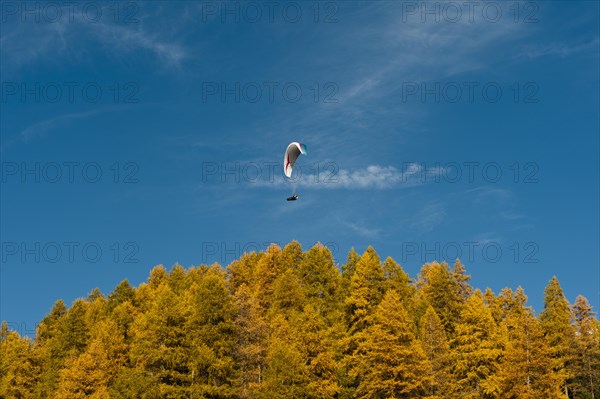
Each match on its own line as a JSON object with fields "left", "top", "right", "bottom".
{"left": 540, "top": 276, "right": 576, "bottom": 397}
{"left": 130, "top": 282, "right": 191, "bottom": 398}
{"left": 31, "top": 300, "right": 66, "bottom": 398}
{"left": 341, "top": 248, "right": 360, "bottom": 297}
{"left": 416, "top": 261, "right": 466, "bottom": 336}
{"left": 168, "top": 263, "right": 189, "bottom": 294}
{"left": 233, "top": 284, "right": 268, "bottom": 399}
{"left": 497, "top": 287, "right": 562, "bottom": 399}
{"left": 147, "top": 264, "right": 169, "bottom": 289}
{"left": 253, "top": 244, "right": 285, "bottom": 310}
{"left": 420, "top": 305, "right": 450, "bottom": 398}
{"left": 450, "top": 291, "right": 503, "bottom": 399}
{"left": 257, "top": 315, "right": 310, "bottom": 399}
{"left": 383, "top": 257, "right": 415, "bottom": 307}
{"left": 294, "top": 305, "right": 341, "bottom": 399}
{"left": 281, "top": 240, "right": 304, "bottom": 271}
{"left": 107, "top": 279, "right": 136, "bottom": 312}
{"left": 186, "top": 265, "right": 237, "bottom": 398}
{"left": 268, "top": 268, "right": 307, "bottom": 320}
{"left": 344, "top": 246, "right": 385, "bottom": 333}
{"left": 297, "top": 244, "right": 342, "bottom": 318}
{"left": 452, "top": 259, "right": 473, "bottom": 300}
{"left": 227, "top": 252, "right": 264, "bottom": 294}
{"left": 55, "top": 319, "right": 127, "bottom": 399}
{"left": 571, "top": 295, "right": 600, "bottom": 399}
{"left": 110, "top": 300, "right": 138, "bottom": 342}
{"left": 352, "top": 290, "right": 428, "bottom": 399}
{"left": 0, "top": 324, "right": 39, "bottom": 398}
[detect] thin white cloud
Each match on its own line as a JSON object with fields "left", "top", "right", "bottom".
{"left": 343, "top": 221, "right": 381, "bottom": 238}
{"left": 518, "top": 37, "right": 599, "bottom": 60}
{"left": 20, "top": 109, "right": 104, "bottom": 142}
{"left": 0, "top": 4, "right": 189, "bottom": 74}
{"left": 466, "top": 186, "right": 512, "bottom": 204}
{"left": 408, "top": 201, "right": 446, "bottom": 234}
{"left": 246, "top": 163, "right": 443, "bottom": 190}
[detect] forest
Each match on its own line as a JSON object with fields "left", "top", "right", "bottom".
{"left": 1, "top": 242, "right": 598, "bottom": 399}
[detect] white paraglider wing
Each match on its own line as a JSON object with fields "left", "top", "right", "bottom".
{"left": 283, "top": 142, "right": 307, "bottom": 178}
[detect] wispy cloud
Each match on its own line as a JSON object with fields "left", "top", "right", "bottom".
{"left": 20, "top": 109, "right": 105, "bottom": 142}
{"left": 466, "top": 186, "right": 512, "bottom": 205}
{"left": 518, "top": 37, "right": 599, "bottom": 60}
{"left": 343, "top": 221, "right": 381, "bottom": 238}
{"left": 245, "top": 163, "right": 442, "bottom": 190}
{"left": 0, "top": 4, "right": 189, "bottom": 74}
{"left": 408, "top": 201, "right": 446, "bottom": 234}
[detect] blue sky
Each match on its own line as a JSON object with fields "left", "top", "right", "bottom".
{"left": 1, "top": 1, "right": 598, "bottom": 336}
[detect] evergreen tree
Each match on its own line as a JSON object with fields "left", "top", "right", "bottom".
{"left": 257, "top": 315, "right": 310, "bottom": 399}
{"left": 147, "top": 265, "right": 169, "bottom": 289}
{"left": 130, "top": 283, "right": 191, "bottom": 398}
{"left": 253, "top": 244, "right": 285, "bottom": 309}
{"left": 382, "top": 257, "right": 415, "bottom": 307}
{"left": 55, "top": 319, "right": 127, "bottom": 399}
{"left": 352, "top": 290, "right": 428, "bottom": 398}
{"left": 297, "top": 244, "right": 342, "bottom": 318}
{"left": 0, "top": 325, "right": 39, "bottom": 398}
{"left": 571, "top": 295, "right": 600, "bottom": 399}
{"left": 107, "top": 279, "right": 136, "bottom": 312}
{"left": 268, "top": 268, "right": 307, "bottom": 320}
{"left": 540, "top": 276, "right": 576, "bottom": 397}
{"left": 420, "top": 305, "right": 450, "bottom": 398}
{"left": 497, "top": 287, "right": 562, "bottom": 399}
{"left": 186, "top": 265, "right": 237, "bottom": 398}
{"left": 341, "top": 248, "right": 360, "bottom": 297}
{"left": 168, "top": 263, "right": 188, "bottom": 294}
{"left": 452, "top": 259, "right": 473, "bottom": 300}
{"left": 233, "top": 284, "right": 268, "bottom": 399}
{"left": 344, "top": 246, "right": 385, "bottom": 333}
{"left": 294, "top": 305, "right": 341, "bottom": 399}
{"left": 450, "top": 291, "right": 503, "bottom": 399}
{"left": 227, "top": 252, "right": 263, "bottom": 294}
{"left": 417, "top": 261, "right": 466, "bottom": 336}
{"left": 281, "top": 240, "right": 304, "bottom": 271}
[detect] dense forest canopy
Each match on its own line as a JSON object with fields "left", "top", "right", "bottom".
{"left": 1, "top": 242, "right": 598, "bottom": 399}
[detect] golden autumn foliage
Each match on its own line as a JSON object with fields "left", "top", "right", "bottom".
{"left": 1, "top": 242, "right": 598, "bottom": 399}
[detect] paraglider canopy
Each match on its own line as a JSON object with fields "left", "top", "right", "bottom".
{"left": 283, "top": 142, "right": 307, "bottom": 178}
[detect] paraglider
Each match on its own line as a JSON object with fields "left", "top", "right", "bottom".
{"left": 283, "top": 142, "right": 307, "bottom": 201}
